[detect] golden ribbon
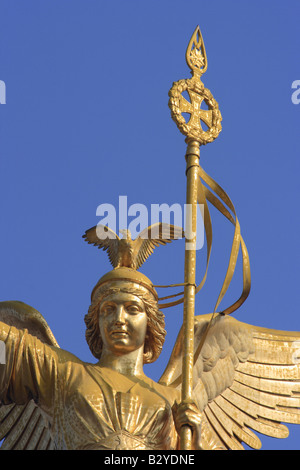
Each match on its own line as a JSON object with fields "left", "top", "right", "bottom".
{"left": 157, "top": 166, "right": 251, "bottom": 316}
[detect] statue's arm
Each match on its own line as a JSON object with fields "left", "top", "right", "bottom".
{"left": 0, "top": 321, "right": 60, "bottom": 411}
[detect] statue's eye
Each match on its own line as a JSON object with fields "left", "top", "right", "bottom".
{"left": 101, "top": 304, "right": 115, "bottom": 315}
{"left": 125, "top": 304, "right": 142, "bottom": 314}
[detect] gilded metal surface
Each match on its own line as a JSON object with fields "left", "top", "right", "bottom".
{"left": 1, "top": 299, "right": 300, "bottom": 450}
{"left": 160, "top": 314, "right": 300, "bottom": 450}
{"left": 168, "top": 26, "right": 222, "bottom": 145}
{"left": 0, "top": 289, "right": 203, "bottom": 450}
{"left": 83, "top": 222, "right": 184, "bottom": 271}
{"left": 169, "top": 26, "right": 222, "bottom": 449}
{"left": 167, "top": 27, "right": 253, "bottom": 449}
{"left": 180, "top": 145, "right": 200, "bottom": 449}
{"left": 0, "top": 26, "right": 300, "bottom": 452}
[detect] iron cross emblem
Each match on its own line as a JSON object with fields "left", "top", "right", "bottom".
{"left": 179, "top": 89, "right": 212, "bottom": 131}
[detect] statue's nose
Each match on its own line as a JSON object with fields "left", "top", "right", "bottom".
{"left": 114, "top": 305, "right": 126, "bottom": 324}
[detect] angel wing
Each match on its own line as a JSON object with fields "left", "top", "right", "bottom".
{"left": 0, "top": 301, "right": 58, "bottom": 450}
{"left": 159, "top": 313, "right": 300, "bottom": 450}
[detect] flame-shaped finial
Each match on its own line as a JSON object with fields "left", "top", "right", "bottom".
{"left": 186, "top": 26, "right": 207, "bottom": 79}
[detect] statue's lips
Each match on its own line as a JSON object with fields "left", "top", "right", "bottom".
{"left": 109, "top": 330, "right": 129, "bottom": 338}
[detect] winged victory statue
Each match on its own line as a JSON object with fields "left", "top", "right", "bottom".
{"left": 0, "top": 27, "right": 300, "bottom": 451}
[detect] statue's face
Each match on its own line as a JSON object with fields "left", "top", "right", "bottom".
{"left": 98, "top": 291, "right": 148, "bottom": 355}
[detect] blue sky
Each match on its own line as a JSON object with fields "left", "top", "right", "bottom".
{"left": 0, "top": 0, "right": 300, "bottom": 450}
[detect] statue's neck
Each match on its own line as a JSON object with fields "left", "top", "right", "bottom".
{"left": 97, "top": 346, "right": 146, "bottom": 379}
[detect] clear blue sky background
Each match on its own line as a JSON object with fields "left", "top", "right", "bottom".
{"left": 0, "top": 0, "right": 299, "bottom": 450}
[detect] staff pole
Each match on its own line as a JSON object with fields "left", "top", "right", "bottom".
{"left": 168, "top": 26, "right": 222, "bottom": 449}
{"left": 180, "top": 139, "right": 200, "bottom": 449}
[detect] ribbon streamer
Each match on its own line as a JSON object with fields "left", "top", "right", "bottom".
{"left": 157, "top": 165, "right": 251, "bottom": 316}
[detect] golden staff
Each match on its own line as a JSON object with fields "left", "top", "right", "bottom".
{"left": 168, "top": 26, "right": 222, "bottom": 450}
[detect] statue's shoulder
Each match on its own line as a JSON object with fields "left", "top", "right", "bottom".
{"left": 143, "top": 376, "right": 180, "bottom": 404}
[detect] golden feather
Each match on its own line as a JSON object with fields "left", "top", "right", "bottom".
{"left": 159, "top": 314, "right": 300, "bottom": 450}
{"left": 83, "top": 222, "right": 184, "bottom": 270}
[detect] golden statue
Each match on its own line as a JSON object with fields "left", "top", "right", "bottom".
{"left": 1, "top": 264, "right": 300, "bottom": 450}
{"left": 0, "top": 27, "right": 300, "bottom": 451}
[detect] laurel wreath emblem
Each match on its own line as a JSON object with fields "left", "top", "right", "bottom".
{"left": 168, "top": 78, "right": 222, "bottom": 145}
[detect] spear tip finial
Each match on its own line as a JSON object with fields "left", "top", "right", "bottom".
{"left": 185, "top": 25, "right": 207, "bottom": 79}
